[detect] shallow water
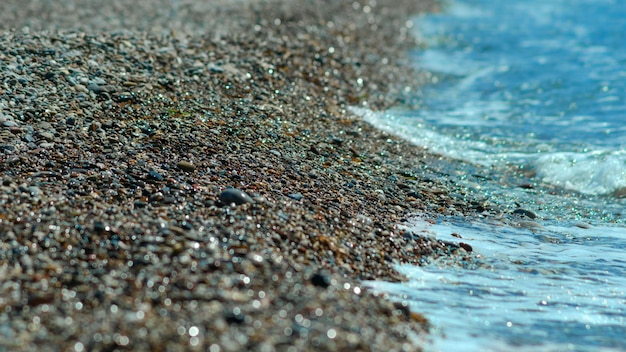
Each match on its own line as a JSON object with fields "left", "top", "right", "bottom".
{"left": 357, "top": 0, "right": 626, "bottom": 350}
{"left": 367, "top": 216, "right": 626, "bottom": 351}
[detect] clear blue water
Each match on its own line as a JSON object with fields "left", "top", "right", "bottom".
{"left": 355, "top": 0, "right": 626, "bottom": 196}
{"left": 354, "top": 0, "right": 626, "bottom": 351}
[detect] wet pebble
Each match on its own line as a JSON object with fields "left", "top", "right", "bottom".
{"left": 288, "top": 193, "right": 303, "bottom": 201}
{"left": 516, "top": 220, "right": 545, "bottom": 231}
{"left": 147, "top": 170, "right": 164, "bottom": 181}
{"left": 219, "top": 188, "right": 254, "bottom": 206}
{"left": 513, "top": 208, "right": 537, "bottom": 219}
{"left": 459, "top": 242, "right": 473, "bottom": 252}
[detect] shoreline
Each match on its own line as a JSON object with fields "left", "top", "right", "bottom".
{"left": 0, "top": 1, "right": 481, "bottom": 350}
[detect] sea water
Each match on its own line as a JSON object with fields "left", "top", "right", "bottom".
{"left": 367, "top": 217, "right": 626, "bottom": 351}
{"left": 353, "top": 0, "right": 626, "bottom": 350}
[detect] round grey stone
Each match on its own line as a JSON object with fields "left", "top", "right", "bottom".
{"left": 87, "top": 83, "right": 105, "bottom": 94}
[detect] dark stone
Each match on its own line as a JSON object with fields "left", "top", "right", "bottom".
{"left": 393, "top": 301, "right": 411, "bottom": 318}
{"left": 93, "top": 221, "right": 106, "bottom": 233}
{"left": 147, "top": 170, "right": 164, "bottom": 181}
{"left": 310, "top": 273, "right": 331, "bottom": 288}
{"left": 140, "top": 125, "right": 156, "bottom": 136}
{"left": 459, "top": 242, "right": 473, "bottom": 252}
{"left": 40, "top": 49, "right": 56, "bottom": 56}
{"left": 331, "top": 137, "right": 344, "bottom": 146}
{"left": 225, "top": 312, "right": 245, "bottom": 325}
{"left": 180, "top": 221, "right": 194, "bottom": 230}
{"left": 44, "top": 72, "right": 56, "bottom": 81}
{"left": 219, "top": 188, "right": 254, "bottom": 206}
{"left": 613, "top": 187, "right": 626, "bottom": 198}
{"left": 513, "top": 208, "right": 537, "bottom": 219}
{"left": 114, "top": 92, "right": 136, "bottom": 103}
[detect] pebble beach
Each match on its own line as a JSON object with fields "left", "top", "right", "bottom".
{"left": 0, "top": 1, "right": 481, "bottom": 351}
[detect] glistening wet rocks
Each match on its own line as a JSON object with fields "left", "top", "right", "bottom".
{"left": 0, "top": 0, "right": 482, "bottom": 351}
{"left": 220, "top": 188, "right": 254, "bottom": 206}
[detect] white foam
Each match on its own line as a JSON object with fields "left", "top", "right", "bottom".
{"left": 351, "top": 104, "right": 626, "bottom": 196}
{"left": 366, "top": 216, "right": 626, "bottom": 351}
{"left": 349, "top": 106, "right": 505, "bottom": 166}
{"left": 534, "top": 150, "right": 626, "bottom": 195}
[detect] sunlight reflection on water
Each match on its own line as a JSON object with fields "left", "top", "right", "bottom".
{"left": 367, "top": 216, "right": 626, "bottom": 351}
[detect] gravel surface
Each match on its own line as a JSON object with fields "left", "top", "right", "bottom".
{"left": 0, "top": 0, "right": 482, "bottom": 351}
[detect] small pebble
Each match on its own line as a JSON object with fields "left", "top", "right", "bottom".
{"left": 288, "top": 193, "right": 303, "bottom": 201}
{"left": 74, "top": 84, "right": 88, "bottom": 93}
{"left": 37, "top": 131, "right": 55, "bottom": 141}
{"left": 147, "top": 170, "right": 164, "bottom": 181}
{"left": 87, "top": 83, "right": 105, "bottom": 94}
{"left": 513, "top": 208, "right": 537, "bottom": 219}
{"left": 331, "top": 137, "right": 344, "bottom": 146}
{"left": 459, "top": 242, "right": 473, "bottom": 252}
{"left": 176, "top": 160, "right": 196, "bottom": 172}
{"left": 225, "top": 312, "right": 245, "bottom": 325}
{"left": 93, "top": 221, "right": 106, "bottom": 233}
{"left": 27, "top": 186, "right": 42, "bottom": 197}
{"left": 115, "top": 92, "right": 135, "bottom": 102}
{"left": 220, "top": 188, "right": 254, "bottom": 206}
{"left": 310, "top": 273, "right": 331, "bottom": 288}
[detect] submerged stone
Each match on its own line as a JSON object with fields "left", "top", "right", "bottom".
{"left": 512, "top": 208, "right": 537, "bottom": 219}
